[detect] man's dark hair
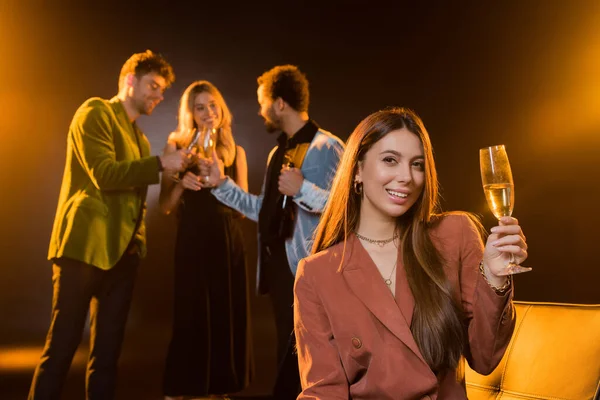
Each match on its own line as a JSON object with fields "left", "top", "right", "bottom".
{"left": 119, "top": 50, "right": 175, "bottom": 90}
{"left": 257, "top": 65, "right": 309, "bottom": 112}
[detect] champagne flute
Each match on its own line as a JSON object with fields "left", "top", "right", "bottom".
{"left": 187, "top": 127, "right": 201, "bottom": 152}
{"left": 479, "top": 145, "right": 531, "bottom": 275}
{"left": 198, "top": 126, "right": 217, "bottom": 185}
{"left": 171, "top": 128, "right": 200, "bottom": 182}
{"left": 199, "top": 126, "right": 217, "bottom": 159}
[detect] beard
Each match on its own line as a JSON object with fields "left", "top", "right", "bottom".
{"left": 264, "top": 119, "right": 280, "bottom": 133}
{"left": 262, "top": 109, "right": 281, "bottom": 133}
{"left": 136, "top": 98, "right": 157, "bottom": 116}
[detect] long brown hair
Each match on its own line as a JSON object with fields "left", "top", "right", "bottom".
{"left": 171, "top": 80, "right": 236, "bottom": 167}
{"left": 312, "top": 107, "right": 466, "bottom": 372}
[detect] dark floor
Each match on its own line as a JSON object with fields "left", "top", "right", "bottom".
{"left": 0, "top": 214, "right": 281, "bottom": 399}
{"left": 1, "top": 374, "right": 271, "bottom": 400}
{"left": 0, "top": 312, "right": 277, "bottom": 399}
{"left": 2, "top": 371, "right": 272, "bottom": 400}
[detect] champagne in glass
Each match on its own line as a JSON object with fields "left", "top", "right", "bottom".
{"left": 479, "top": 145, "right": 531, "bottom": 275}
{"left": 483, "top": 183, "right": 513, "bottom": 220}
{"left": 199, "top": 126, "right": 217, "bottom": 159}
{"left": 195, "top": 126, "right": 217, "bottom": 185}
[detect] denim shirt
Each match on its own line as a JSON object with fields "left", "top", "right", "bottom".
{"left": 211, "top": 129, "right": 344, "bottom": 288}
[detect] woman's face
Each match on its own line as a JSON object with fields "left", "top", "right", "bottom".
{"left": 193, "top": 91, "right": 222, "bottom": 129}
{"left": 356, "top": 128, "right": 426, "bottom": 220}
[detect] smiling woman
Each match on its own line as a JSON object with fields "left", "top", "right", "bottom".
{"left": 294, "top": 107, "right": 529, "bottom": 399}
{"left": 158, "top": 80, "right": 253, "bottom": 400}
{"left": 168, "top": 81, "right": 237, "bottom": 169}
{"left": 355, "top": 128, "right": 426, "bottom": 224}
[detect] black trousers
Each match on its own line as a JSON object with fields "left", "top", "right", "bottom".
{"left": 263, "top": 242, "right": 301, "bottom": 400}
{"left": 28, "top": 253, "right": 139, "bottom": 400}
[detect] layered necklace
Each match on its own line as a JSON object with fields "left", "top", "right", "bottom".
{"left": 355, "top": 231, "right": 398, "bottom": 287}
{"left": 354, "top": 231, "right": 398, "bottom": 248}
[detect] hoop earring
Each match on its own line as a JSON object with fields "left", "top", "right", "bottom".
{"left": 353, "top": 181, "right": 363, "bottom": 195}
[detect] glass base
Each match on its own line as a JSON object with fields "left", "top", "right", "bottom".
{"left": 496, "top": 263, "right": 533, "bottom": 276}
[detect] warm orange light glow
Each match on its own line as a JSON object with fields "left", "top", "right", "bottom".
{"left": 527, "top": 10, "right": 600, "bottom": 149}
{"left": 0, "top": 346, "right": 88, "bottom": 372}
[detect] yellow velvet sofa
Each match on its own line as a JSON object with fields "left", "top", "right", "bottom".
{"left": 465, "top": 301, "right": 600, "bottom": 400}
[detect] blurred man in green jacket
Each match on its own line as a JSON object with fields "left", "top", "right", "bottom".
{"left": 29, "top": 50, "right": 189, "bottom": 400}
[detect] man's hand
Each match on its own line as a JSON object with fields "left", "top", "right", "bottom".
{"left": 160, "top": 141, "right": 190, "bottom": 172}
{"left": 278, "top": 166, "right": 304, "bottom": 196}
{"left": 199, "top": 149, "right": 226, "bottom": 188}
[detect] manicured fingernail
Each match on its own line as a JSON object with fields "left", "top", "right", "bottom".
{"left": 490, "top": 227, "right": 499, "bottom": 233}
{"left": 491, "top": 240, "right": 500, "bottom": 246}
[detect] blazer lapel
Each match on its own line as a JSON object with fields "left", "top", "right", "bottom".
{"left": 110, "top": 98, "right": 142, "bottom": 159}
{"left": 343, "top": 235, "right": 427, "bottom": 366}
{"left": 395, "top": 249, "right": 415, "bottom": 328}
{"left": 132, "top": 123, "right": 150, "bottom": 158}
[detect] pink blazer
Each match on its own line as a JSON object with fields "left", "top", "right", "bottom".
{"left": 294, "top": 214, "right": 515, "bottom": 399}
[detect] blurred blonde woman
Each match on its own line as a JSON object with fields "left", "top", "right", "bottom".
{"left": 160, "top": 81, "right": 252, "bottom": 400}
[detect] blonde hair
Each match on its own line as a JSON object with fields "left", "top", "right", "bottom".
{"left": 171, "top": 80, "right": 236, "bottom": 167}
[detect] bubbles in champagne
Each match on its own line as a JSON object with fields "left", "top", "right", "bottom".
{"left": 483, "top": 183, "right": 514, "bottom": 219}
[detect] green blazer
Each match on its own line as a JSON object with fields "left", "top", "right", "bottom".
{"left": 48, "top": 97, "right": 161, "bottom": 270}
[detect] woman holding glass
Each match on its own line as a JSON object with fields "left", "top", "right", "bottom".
{"left": 159, "top": 81, "right": 252, "bottom": 400}
{"left": 293, "top": 107, "right": 528, "bottom": 399}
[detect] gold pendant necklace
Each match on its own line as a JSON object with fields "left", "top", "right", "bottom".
{"left": 384, "top": 261, "right": 397, "bottom": 286}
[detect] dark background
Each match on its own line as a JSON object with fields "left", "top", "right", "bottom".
{"left": 1, "top": 1, "right": 599, "bottom": 398}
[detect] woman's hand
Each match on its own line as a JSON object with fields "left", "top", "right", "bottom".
{"left": 483, "top": 216, "right": 528, "bottom": 283}
{"left": 179, "top": 171, "right": 203, "bottom": 191}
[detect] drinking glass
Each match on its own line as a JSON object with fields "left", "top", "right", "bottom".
{"left": 480, "top": 145, "right": 531, "bottom": 275}
{"left": 198, "top": 126, "right": 217, "bottom": 159}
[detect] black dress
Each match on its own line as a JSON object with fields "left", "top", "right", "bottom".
{"left": 163, "top": 154, "right": 253, "bottom": 397}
